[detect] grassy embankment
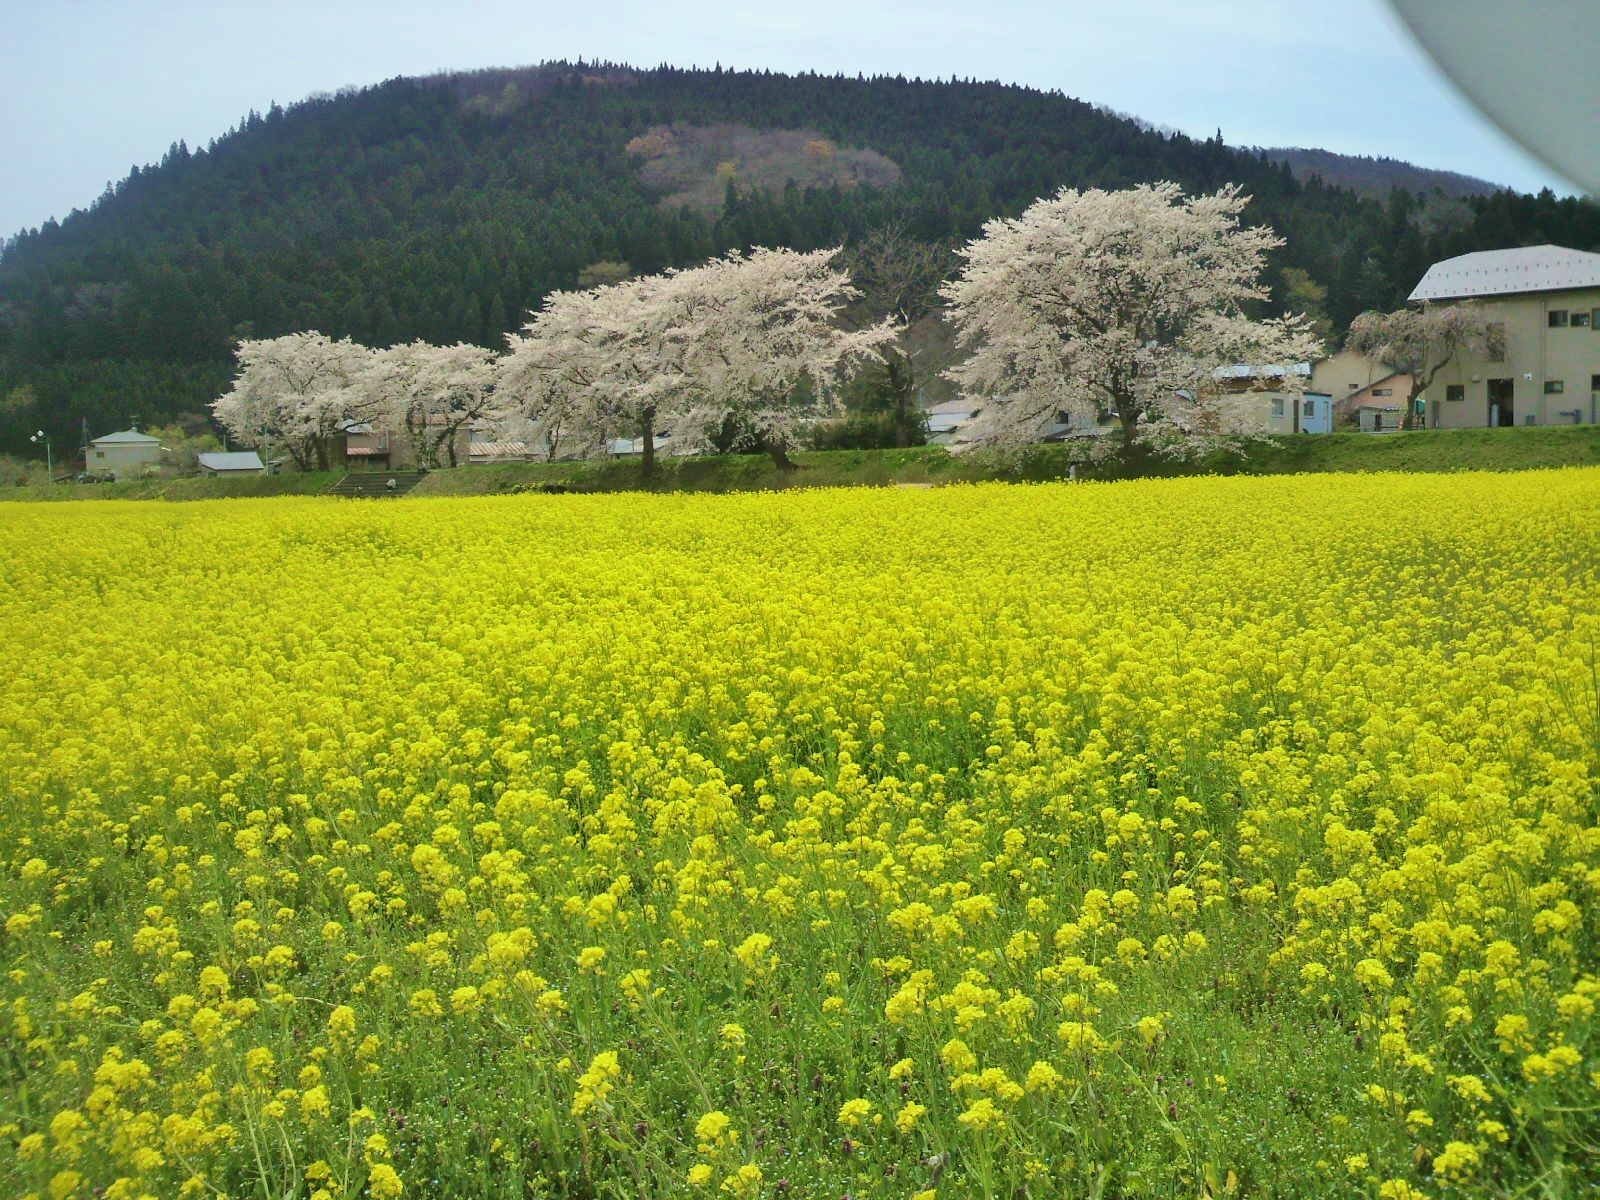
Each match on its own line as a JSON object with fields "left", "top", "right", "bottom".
{"left": 12, "top": 425, "right": 1600, "bottom": 502}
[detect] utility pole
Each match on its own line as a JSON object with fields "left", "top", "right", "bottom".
{"left": 30, "top": 429, "right": 53, "bottom": 483}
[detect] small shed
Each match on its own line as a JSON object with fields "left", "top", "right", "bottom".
{"left": 1357, "top": 402, "right": 1402, "bottom": 433}
{"left": 197, "top": 450, "right": 265, "bottom": 476}
{"left": 87, "top": 429, "right": 162, "bottom": 478}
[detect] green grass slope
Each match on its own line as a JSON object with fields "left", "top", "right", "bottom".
{"left": 12, "top": 426, "right": 1599, "bottom": 503}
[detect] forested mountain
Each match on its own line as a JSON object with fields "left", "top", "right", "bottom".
{"left": 4, "top": 61, "right": 1599, "bottom": 458}
{"left": 1263, "top": 147, "right": 1502, "bottom": 200}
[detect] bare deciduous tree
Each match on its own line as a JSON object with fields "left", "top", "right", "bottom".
{"left": 1345, "top": 304, "right": 1508, "bottom": 430}
{"left": 842, "top": 226, "right": 956, "bottom": 447}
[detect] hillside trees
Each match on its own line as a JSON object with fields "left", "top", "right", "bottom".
{"left": 1345, "top": 304, "right": 1508, "bottom": 430}
{"left": 941, "top": 182, "right": 1323, "bottom": 457}
{"left": 212, "top": 333, "right": 375, "bottom": 470}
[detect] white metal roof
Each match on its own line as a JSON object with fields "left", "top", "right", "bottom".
{"left": 197, "top": 451, "right": 264, "bottom": 471}
{"left": 1408, "top": 244, "right": 1600, "bottom": 301}
{"left": 91, "top": 429, "right": 159, "bottom": 444}
{"left": 926, "top": 399, "right": 980, "bottom": 416}
{"left": 1213, "top": 362, "right": 1311, "bottom": 379}
{"left": 607, "top": 434, "right": 673, "bottom": 456}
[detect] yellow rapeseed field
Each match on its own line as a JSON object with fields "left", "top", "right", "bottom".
{"left": 1, "top": 471, "right": 1597, "bottom": 1200}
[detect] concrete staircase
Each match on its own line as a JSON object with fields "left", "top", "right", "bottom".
{"left": 324, "top": 471, "right": 426, "bottom": 499}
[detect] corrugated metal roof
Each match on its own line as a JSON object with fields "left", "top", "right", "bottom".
{"left": 197, "top": 451, "right": 264, "bottom": 471}
{"left": 1213, "top": 362, "right": 1312, "bottom": 379}
{"left": 926, "top": 400, "right": 980, "bottom": 416}
{"left": 91, "top": 429, "right": 160, "bottom": 444}
{"left": 469, "top": 441, "right": 528, "bottom": 457}
{"left": 1409, "top": 244, "right": 1600, "bottom": 301}
{"left": 345, "top": 445, "right": 389, "bottom": 457}
{"left": 607, "top": 435, "right": 673, "bottom": 455}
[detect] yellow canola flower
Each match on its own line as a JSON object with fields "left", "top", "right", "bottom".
{"left": 0, "top": 471, "right": 1595, "bottom": 1199}
{"left": 837, "top": 1098, "right": 872, "bottom": 1127}
{"left": 895, "top": 1101, "right": 926, "bottom": 1133}
{"left": 571, "top": 1051, "right": 623, "bottom": 1117}
{"left": 695, "top": 1110, "right": 736, "bottom": 1152}
{"left": 367, "top": 1163, "right": 403, "bottom": 1198}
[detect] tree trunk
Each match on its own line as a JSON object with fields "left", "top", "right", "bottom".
{"left": 1401, "top": 382, "right": 1424, "bottom": 431}
{"left": 443, "top": 426, "right": 460, "bottom": 468}
{"left": 640, "top": 405, "right": 657, "bottom": 477}
{"left": 767, "top": 442, "right": 796, "bottom": 471}
{"left": 1117, "top": 402, "right": 1141, "bottom": 463}
{"left": 887, "top": 352, "right": 914, "bottom": 449}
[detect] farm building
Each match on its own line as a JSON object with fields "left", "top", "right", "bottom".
{"left": 197, "top": 451, "right": 266, "bottom": 476}
{"left": 86, "top": 428, "right": 162, "bottom": 478}
{"left": 1413, "top": 245, "right": 1600, "bottom": 428}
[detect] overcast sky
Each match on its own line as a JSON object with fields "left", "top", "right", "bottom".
{"left": 0, "top": 0, "right": 1571, "bottom": 240}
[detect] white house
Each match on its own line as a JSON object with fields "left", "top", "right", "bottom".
{"left": 86, "top": 428, "right": 162, "bottom": 478}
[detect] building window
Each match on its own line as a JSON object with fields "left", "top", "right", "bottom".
{"left": 1592, "top": 374, "right": 1600, "bottom": 391}
{"left": 1549, "top": 309, "right": 1570, "bottom": 327}
{"left": 1544, "top": 379, "right": 1565, "bottom": 394}
{"left": 1270, "top": 398, "right": 1285, "bottom": 417}
{"left": 1372, "top": 388, "right": 1392, "bottom": 397}
{"left": 1573, "top": 310, "right": 1592, "bottom": 327}
{"left": 1446, "top": 385, "right": 1465, "bottom": 402}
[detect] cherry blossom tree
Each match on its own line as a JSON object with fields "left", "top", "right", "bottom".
{"left": 498, "top": 271, "right": 688, "bottom": 472}
{"left": 670, "top": 247, "right": 898, "bottom": 469}
{"left": 941, "top": 182, "right": 1323, "bottom": 458}
{"left": 1345, "top": 304, "right": 1507, "bottom": 430}
{"left": 212, "top": 333, "right": 376, "bottom": 470}
{"left": 502, "top": 248, "right": 895, "bottom": 471}
{"left": 364, "top": 340, "right": 497, "bottom": 468}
